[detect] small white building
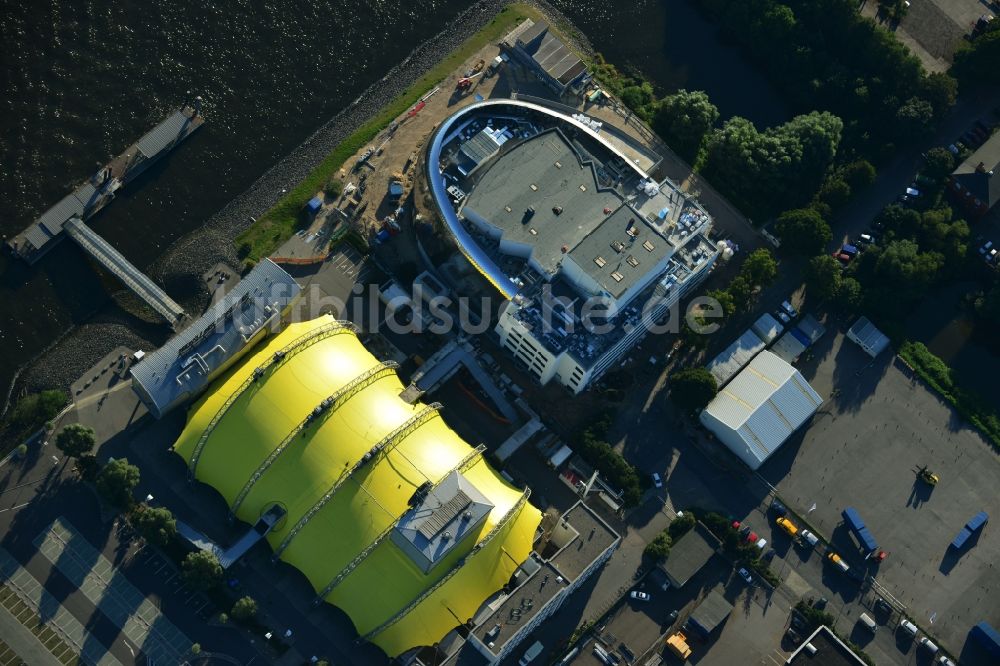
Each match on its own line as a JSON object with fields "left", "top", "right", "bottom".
{"left": 847, "top": 317, "right": 890, "bottom": 357}
{"left": 700, "top": 351, "right": 824, "bottom": 470}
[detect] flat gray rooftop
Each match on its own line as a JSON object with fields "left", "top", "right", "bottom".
{"left": 567, "top": 204, "right": 673, "bottom": 299}
{"left": 130, "top": 259, "right": 301, "bottom": 418}
{"left": 461, "top": 128, "right": 622, "bottom": 277}
{"left": 658, "top": 522, "right": 718, "bottom": 587}
{"left": 472, "top": 501, "right": 618, "bottom": 656}
{"left": 549, "top": 501, "right": 619, "bottom": 581}
{"left": 473, "top": 558, "right": 563, "bottom": 652}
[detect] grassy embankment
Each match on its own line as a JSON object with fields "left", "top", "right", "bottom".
{"left": 235, "top": 3, "right": 544, "bottom": 262}
{"left": 0, "top": 390, "right": 67, "bottom": 456}
{"left": 898, "top": 341, "right": 1000, "bottom": 450}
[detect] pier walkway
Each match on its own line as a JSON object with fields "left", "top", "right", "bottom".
{"left": 64, "top": 217, "right": 185, "bottom": 326}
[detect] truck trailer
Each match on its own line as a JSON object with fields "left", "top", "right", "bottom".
{"left": 842, "top": 507, "right": 878, "bottom": 554}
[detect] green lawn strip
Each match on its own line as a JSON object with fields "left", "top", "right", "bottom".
{"left": 236, "top": 2, "right": 544, "bottom": 262}
{"left": 898, "top": 341, "right": 1000, "bottom": 450}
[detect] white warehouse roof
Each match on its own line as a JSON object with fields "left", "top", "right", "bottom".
{"left": 700, "top": 351, "right": 823, "bottom": 470}
{"left": 706, "top": 329, "right": 765, "bottom": 387}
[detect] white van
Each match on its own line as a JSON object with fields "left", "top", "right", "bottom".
{"left": 919, "top": 637, "right": 939, "bottom": 654}
{"left": 899, "top": 618, "right": 918, "bottom": 637}
{"left": 799, "top": 529, "right": 819, "bottom": 547}
{"left": 859, "top": 613, "right": 877, "bottom": 632}
{"left": 519, "top": 641, "right": 544, "bottom": 665}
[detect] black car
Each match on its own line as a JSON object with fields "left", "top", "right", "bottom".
{"left": 875, "top": 598, "right": 893, "bottom": 615}
{"left": 770, "top": 499, "right": 789, "bottom": 517}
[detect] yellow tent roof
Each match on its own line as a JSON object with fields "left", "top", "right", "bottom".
{"left": 173, "top": 316, "right": 540, "bottom": 656}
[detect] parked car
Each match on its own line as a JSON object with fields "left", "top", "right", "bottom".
{"left": 874, "top": 598, "right": 893, "bottom": 615}
{"left": 780, "top": 300, "right": 798, "bottom": 318}
{"left": 630, "top": 590, "right": 651, "bottom": 601}
{"left": 919, "top": 637, "right": 940, "bottom": 654}
{"left": 651, "top": 472, "right": 663, "bottom": 489}
{"left": 832, "top": 251, "right": 852, "bottom": 264}
{"left": 737, "top": 567, "right": 753, "bottom": 584}
{"left": 775, "top": 310, "right": 791, "bottom": 324}
{"left": 858, "top": 232, "right": 875, "bottom": 245}
{"left": 899, "top": 618, "right": 918, "bottom": 637}
{"left": 770, "top": 499, "right": 788, "bottom": 517}
{"left": 813, "top": 597, "right": 828, "bottom": 610}
{"left": 906, "top": 186, "right": 921, "bottom": 197}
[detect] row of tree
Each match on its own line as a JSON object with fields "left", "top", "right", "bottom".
{"left": 54, "top": 423, "right": 262, "bottom": 624}
{"left": 691, "top": 0, "right": 957, "bottom": 160}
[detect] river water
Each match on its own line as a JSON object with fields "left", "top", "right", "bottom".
{"left": 0, "top": 0, "right": 787, "bottom": 406}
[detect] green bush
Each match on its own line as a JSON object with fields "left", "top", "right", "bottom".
{"left": 231, "top": 596, "right": 258, "bottom": 622}
{"left": 644, "top": 532, "right": 672, "bottom": 561}
{"left": 2, "top": 390, "right": 67, "bottom": 453}
{"left": 667, "top": 512, "right": 696, "bottom": 540}
{"left": 669, "top": 367, "right": 718, "bottom": 413}
{"left": 574, "top": 413, "right": 643, "bottom": 507}
{"left": 898, "top": 341, "right": 1000, "bottom": 449}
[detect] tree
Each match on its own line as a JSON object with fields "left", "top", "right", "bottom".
{"left": 706, "top": 288, "right": 736, "bottom": 318}
{"left": 182, "top": 551, "right": 223, "bottom": 591}
{"left": 703, "top": 112, "right": 843, "bottom": 217}
{"left": 805, "top": 255, "right": 843, "bottom": 302}
{"left": 834, "top": 277, "right": 863, "bottom": 312}
{"left": 231, "top": 596, "right": 258, "bottom": 622}
{"left": 874, "top": 239, "right": 943, "bottom": 290}
{"left": 54, "top": 423, "right": 95, "bottom": 459}
{"left": 669, "top": 367, "right": 718, "bottom": 413}
{"left": 975, "top": 285, "right": 1000, "bottom": 325}
{"left": 840, "top": 160, "right": 877, "bottom": 190}
{"left": 727, "top": 275, "right": 755, "bottom": 313}
{"left": 644, "top": 532, "right": 671, "bottom": 561}
{"left": 775, "top": 208, "right": 832, "bottom": 256}
{"left": 895, "top": 97, "right": 935, "bottom": 139}
{"left": 653, "top": 89, "right": 720, "bottom": 162}
{"left": 922, "top": 72, "right": 958, "bottom": 118}
{"left": 953, "top": 23, "right": 1000, "bottom": 90}
{"left": 741, "top": 249, "right": 779, "bottom": 288}
{"left": 923, "top": 147, "right": 955, "bottom": 181}
{"left": 620, "top": 81, "right": 656, "bottom": 120}
{"left": 815, "top": 176, "right": 851, "bottom": 211}
{"left": 96, "top": 458, "right": 140, "bottom": 508}
{"left": 132, "top": 506, "right": 176, "bottom": 547}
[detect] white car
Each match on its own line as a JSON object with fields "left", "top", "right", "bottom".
{"left": 652, "top": 472, "right": 663, "bottom": 488}
{"left": 630, "top": 591, "right": 651, "bottom": 601}
{"left": 737, "top": 567, "right": 753, "bottom": 584}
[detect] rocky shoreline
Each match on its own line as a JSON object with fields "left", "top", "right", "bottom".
{"left": 12, "top": 0, "right": 592, "bottom": 408}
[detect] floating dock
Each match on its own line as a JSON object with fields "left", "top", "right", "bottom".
{"left": 6, "top": 105, "right": 204, "bottom": 264}
{"left": 5, "top": 104, "right": 204, "bottom": 327}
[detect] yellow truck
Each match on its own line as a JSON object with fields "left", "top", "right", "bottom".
{"left": 666, "top": 632, "right": 692, "bottom": 659}
{"left": 776, "top": 517, "right": 798, "bottom": 537}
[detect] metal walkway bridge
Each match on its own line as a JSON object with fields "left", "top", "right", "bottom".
{"left": 64, "top": 217, "right": 185, "bottom": 326}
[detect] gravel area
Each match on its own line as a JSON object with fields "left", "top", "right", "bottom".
{"left": 13, "top": 0, "right": 589, "bottom": 402}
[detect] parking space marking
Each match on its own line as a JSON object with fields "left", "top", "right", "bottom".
{"left": 0, "top": 548, "right": 121, "bottom": 666}
{"left": 33, "top": 518, "right": 192, "bottom": 665}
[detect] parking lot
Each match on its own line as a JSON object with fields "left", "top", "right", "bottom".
{"left": 862, "top": 0, "right": 996, "bottom": 71}
{"left": 759, "top": 329, "right": 1000, "bottom": 661}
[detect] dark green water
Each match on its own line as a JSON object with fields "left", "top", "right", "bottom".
{"left": 0, "top": 0, "right": 787, "bottom": 403}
